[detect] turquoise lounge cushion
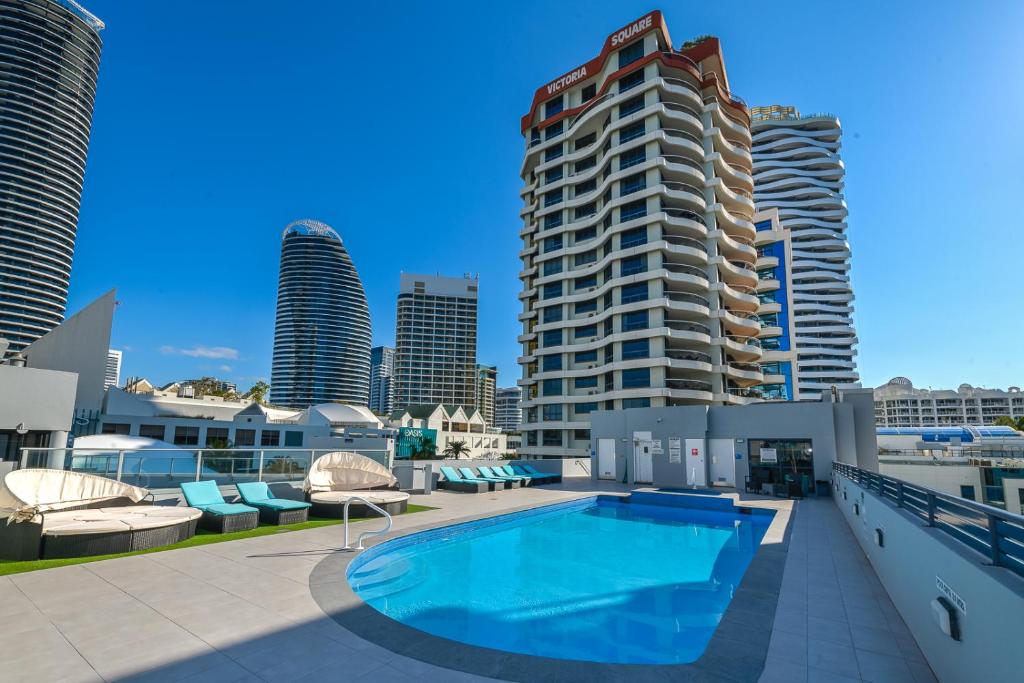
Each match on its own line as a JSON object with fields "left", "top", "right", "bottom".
{"left": 512, "top": 465, "right": 530, "bottom": 476}
{"left": 181, "top": 480, "right": 225, "bottom": 507}
{"left": 441, "top": 466, "right": 462, "bottom": 481}
{"left": 201, "top": 503, "right": 258, "bottom": 517}
{"left": 255, "top": 498, "right": 311, "bottom": 511}
{"left": 460, "top": 467, "right": 489, "bottom": 480}
{"left": 236, "top": 481, "right": 271, "bottom": 503}
{"left": 500, "top": 465, "right": 519, "bottom": 477}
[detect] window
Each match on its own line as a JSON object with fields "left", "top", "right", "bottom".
{"left": 544, "top": 167, "right": 563, "bottom": 184}
{"left": 574, "top": 428, "right": 592, "bottom": 440}
{"left": 575, "top": 132, "right": 596, "bottom": 150}
{"left": 542, "top": 430, "right": 562, "bottom": 447}
{"left": 622, "top": 310, "right": 649, "bottom": 331}
{"left": 620, "top": 226, "right": 647, "bottom": 248}
{"left": 619, "top": 94, "right": 645, "bottom": 118}
{"left": 235, "top": 429, "right": 255, "bottom": 446}
{"left": 621, "top": 282, "right": 648, "bottom": 304}
{"left": 205, "top": 427, "right": 229, "bottom": 447}
{"left": 575, "top": 202, "right": 596, "bottom": 220}
{"left": 543, "top": 378, "right": 562, "bottom": 396}
{"left": 543, "top": 354, "right": 563, "bottom": 371}
{"left": 622, "top": 339, "right": 650, "bottom": 360}
{"left": 620, "top": 146, "right": 646, "bottom": 170}
{"left": 545, "top": 145, "right": 563, "bottom": 162}
{"left": 543, "top": 306, "right": 563, "bottom": 323}
{"left": 619, "top": 121, "right": 645, "bottom": 143}
{"left": 526, "top": 431, "right": 538, "bottom": 446}
{"left": 543, "top": 259, "right": 563, "bottom": 277}
{"left": 575, "top": 274, "right": 597, "bottom": 290}
{"left": 620, "top": 172, "right": 646, "bottom": 195}
{"left": 575, "top": 300, "right": 597, "bottom": 315}
{"left": 574, "top": 226, "right": 597, "bottom": 243}
{"left": 575, "top": 376, "right": 598, "bottom": 389}
{"left": 575, "top": 402, "right": 599, "bottom": 415}
{"left": 139, "top": 424, "right": 164, "bottom": 440}
{"left": 575, "top": 350, "right": 598, "bottom": 363}
{"left": 622, "top": 368, "right": 650, "bottom": 389}
{"left": 545, "top": 120, "right": 563, "bottom": 140}
{"left": 620, "top": 254, "right": 647, "bottom": 276}
{"left": 101, "top": 423, "right": 129, "bottom": 435}
{"left": 575, "top": 250, "right": 597, "bottom": 267}
{"left": 173, "top": 426, "right": 199, "bottom": 446}
{"left": 543, "top": 329, "right": 562, "bottom": 347}
{"left": 575, "top": 324, "right": 598, "bottom": 339}
{"left": 575, "top": 177, "right": 596, "bottom": 195}
{"left": 960, "top": 485, "right": 976, "bottom": 501}
{"left": 581, "top": 83, "right": 597, "bottom": 102}
{"left": 261, "top": 430, "right": 280, "bottom": 447}
{"left": 618, "top": 40, "right": 645, "bottom": 68}
{"left": 623, "top": 397, "right": 651, "bottom": 409}
{"left": 619, "top": 68, "right": 645, "bottom": 92}
{"left": 545, "top": 96, "right": 563, "bottom": 118}
{"left": 543, "top": 236, "right": 563, "bottom": 253}
{"left": 544, "top": 188, "right": 563, "bottom": 207}
{"left": 543, "top": 282, "right": 563, "bottom": 300}
{"left": 542, "top": 405, "right": 563, "bottom": 421}
{"left": 620, "top": 199, "right": 647, "bottom": 222}
{"left": 544, "top": 213, "right": 563, "bottom": 230}
{"left": 284, "top": 431, "right": 303, "bottom": 447}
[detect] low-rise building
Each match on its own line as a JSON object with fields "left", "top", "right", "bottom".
{"left": 875, "top": 377, "right": 1024, "bottom": 427}
{"left": 878, "top": 454, "right": 1024, "bottom": 513}
{"left": 388, "top": 404, "right": 506, "bottom": 459}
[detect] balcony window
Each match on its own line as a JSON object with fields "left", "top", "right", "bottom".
{"left": 544, "top": 167, "right": 563, "bottom": 184}
{"left": 575, "top": 202, "right": 597, "bottom": 220}
{"left": 622, "top": 339, "right": 649, "bottom": 360}
{"left": 575, "top": 249, "right": 597, "bottom": 266}
{"left": 620, "top": 146, "right": 646, "bottom": 170}
{"left": 543, "top": 306, "right": 562, "bottom": 323}
{"left": 205, "top": 427, "right": 229, "bottom": 447}
{"left": 527, "top": 431, "right": 538, "bottom": 446}
{"left": 574, "top": 225, "right": 597, "bottom": 243}
{"left": 575, "top": 350, "right": 598, "bottom": 363}
{"left": 620, "top": 226, "right": 647, "bottom": 248}
{"left": 545, "top": 120, "right": 564, "bottom": 140}
{"left": 544, "top": 213, "right": 563, "bottom": 230}
{"left": 260, "top": 430, "right": 280, "bottom": 447}
{"left": 544, "top": 189, "right": 563, "bottom": 207}
{"left": 543, "top": 259, "right": 563, "bottom": 276}
{"left": 542, "top": 329, "right": 562, "bottom": 347}
{"left": 576, "top": 376, "right": 599, "bottom": 389}
{"left": 623, "top": 397, "right": 651, "bottom": 408}
{"left": 545, "top": 145, "right": 563, "bottom": 162}
{"left": 620, "top": 199, "right": 647, "bottom": 222}
{"left": 621, "top": 282, "right": 648, "bottom": 304}
{"left": 542, "top": 405, "right": 563, "bottom": 421}
{"left": 622, "top": 310, "right": 649, "bottom": 331}
{"left": 619, "top": 121, "right": 645, "bottom": 143}
{"left": 618, "top": 40, "right": 645, "bottom": 68}
{"left": 543, "top": 354, "right": 562, "bottom": 371}
{"left": 619, "top": 94, "right": 645, "bottom": 118}
{"left": 622, "top": 368, "right": 650, "bottom": 389}
{"left": 581, "top": 83, "right": 597, "bottom": 102}
{"left": 620, "top": 172, "right": 646, "bottom": 196}
{"left": 542, "top": 282, "right": 562, "bottom": 300}
{"left": 575, "top": 299, "right": 597, "bottom": 315}
{"left": 173, "top": 426, "right": 199, "bottom": 446}
{"left": 575, "top": 132, "right": 596, "bottom": 151}
{"left": 620, "top": 254, "right": 647, "bottom": 276}
{"left": 545, "top": 96, "right": 563, "bottom": 118}
{"left": 575, "top": 402, "right": 599, "bottom": 415}
{"left": 619, "top": 68, "right": 645, "bottom": 93}
{"left": 543, "top": 378, "right": 563, "bottom": 396}
{"left": 543, "top": 235, "right": 563, "bottom": 252}
{"left": 542, "top": 430, "right": 562, "bottom": 446}
{"left": 139, "top": 424, "right": 164, "bottom": 440}
{"left": 575, "top": 177, "right": 596, "bottom": 195}
{"left": 575, "top": 324, "right": 598, "bottom": 339}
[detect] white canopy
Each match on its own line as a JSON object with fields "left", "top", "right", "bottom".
{"left": 0, "top": 469, "right": 148, "bottom": 523}
{"left": 303, "top": 452, "right": 396, "bottom": 493}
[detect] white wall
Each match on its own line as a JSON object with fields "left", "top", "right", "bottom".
{"left": 879, "top": 461, "right": 983, "bottom": 502}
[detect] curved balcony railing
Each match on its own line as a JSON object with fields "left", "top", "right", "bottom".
{"left": 724, "top": 335, "right": 762, "bottom": 347}
{"left": 666, "top": 291, "right": 710, "bottom": 308}
{"left": 662, "top": 101, "right": 702, "bottom": 121}
{"left": 666, "top": 349, "right": 713, "bottom": 364}
{"left": 663, "top": 206, "right": 706, "bottom": 225}
{"left": 664, "top": 234, "right": 707, "bottom": 252}
{"left": 662, "top": 180, "right": 705, "bottom": 199}
{"left": 665, "top": 263, "right": 708, "bottom": 280}
{"left": 659, "top": 51, "right": 701, "bottom": 72}
{"left": 667, "top": 320, "right": 711, "bottom": 336}
{"left": 728, "top": 362, "right": 762, "bottom": 373}
{"left": 727, "top": 387, "right": 763, "bottom": 398}
{"left": 662, "top": 128, "right": 703, "bottom": 147}
{"left": 662, "top": 155, "right": 705, "bottom": 174}
{"left": 667, "top": 378, "right": 714, "bottom": 392}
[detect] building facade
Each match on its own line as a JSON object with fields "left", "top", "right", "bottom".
{"left": 517, "top": 12, "right": 767, "bottom": 458}
{"left": 476, "top": 364, "right": 497, "bottom": 425}
{"left": 494, "top": 386, "right": 523, "bottom": 432}
{"left": 0, "top": 0, "right": 104, "bottom": 352}
{"left": 393, "top": 273, "right": 478, "bottom": 411}
{"left": 750, "top": 105, "right": 859, "bottom": 399}
{"left": 270, "top": 220, "right": 371, "bottom": 409}
{"left": 369, "top": 345, "right": 395, "bottom": 415}
{"left": 388, "top": 403, "right": 507, "bottom": 460}
{"left": 874, "top": 377, "right": 1024, "bottom": 427}
{"left": 104, "top": 349, "right": 121, "bottom": 389}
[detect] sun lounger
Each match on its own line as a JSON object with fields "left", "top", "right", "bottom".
{"left": 463, "top": 466, "right": 519, "bottom": 489}
{"left": 439, "top": 466, "right": 490, "bottom": 493}
{"left": 235, "top": 482, "right": 311, "bottom": 524}
{"left": 180, "top": 480, "right": 259, "bottom": 533}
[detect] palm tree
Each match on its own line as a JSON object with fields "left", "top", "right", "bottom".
{"left": 244, "top": 381, "right": 270, "bottom": 404}
{"left": 443, "top": 440, "right": 470, "bottom": 459}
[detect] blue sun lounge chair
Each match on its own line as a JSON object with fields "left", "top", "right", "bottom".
{"left": 439, "top": 466, "right": 491, "bottom": 493}
{"left": 513, "top": 464, "right": 561, "bottom": 483}
{"left": 481, "top": 465, "right": 529, "bottom": 486}
{"left": 235, "top": 482, "right": 311, "bottom": 524}
{"left": 498, "top": 464, "right": 536, "bottom": 485}
{"left": 461, "top": 466, "right": 519, "bottom": 489}
{"left": 180, "top": 480, "right": 259, "bottom": 533}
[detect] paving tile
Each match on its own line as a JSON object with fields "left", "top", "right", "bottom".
{"left": 806, "top": 639, "right": 860, "bottom": 679}
{"left": 758, "top": 655, "right": 808, "bottom": 683}
{"left": 767, "top": 629, "right": 807, "bottom": 665}
{"left": 807, "top": 668, "right": 860, "bottom": 683}
{"left": 855, "top": 650, "right": 916, "bottom": 683}
{"left": 850, "top": 624, "right": 904, "bottom": 657}
{"left": 806, "top": 616, "right": 853, "bottom": 647}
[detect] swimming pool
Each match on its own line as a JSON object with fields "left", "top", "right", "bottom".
{"left": 347, "top": 495, "right": 774, "bottom": 664}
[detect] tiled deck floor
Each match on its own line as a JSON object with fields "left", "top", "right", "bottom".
{"left": 0, "top": 481, "right": 935, "bottom": 683}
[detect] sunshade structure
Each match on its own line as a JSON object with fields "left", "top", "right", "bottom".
{"left": 302, "top": 452, "right": 407, "bottom": 517}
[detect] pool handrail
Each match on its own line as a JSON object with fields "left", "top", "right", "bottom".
{"left": 342, "top": 496, "right": 392, "bottom": 551}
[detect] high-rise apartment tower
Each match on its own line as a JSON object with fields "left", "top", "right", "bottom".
{"left": 494, "top": 386, "right": 523, "bottom": 432}
{"left": 394, "top": 274, "right": 478, "bottom": 410}
{"left": 369, "top": 345, "right": 395, "bottom": 414}
{"left": 270, "top": 220, "right": 371, "bottom": 408}
{"left": 0, "top": 0, "right": 104, "bottom": 351}
{"left": 104, "top": 348, "right": 121, "bottom": 389}
{"left": 518, "top": 12, "right": 765, "bottom": 457}
{"left": 476, "top": 364, "right": 497, "bottom": 425}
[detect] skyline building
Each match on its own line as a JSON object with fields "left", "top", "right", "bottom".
{"left": 517, "top": 12, "right": 768, "bottom": 457}
{"left": 394, "top": 273, "right": 478, "bottom": 411}
{"left": 0, "top": 0, "right": 104, "bottom": 352}
{"left": 104, "top": 348, "right": 121, "bottom": 389}
{"left": 369, "top": 345, "right": 395, "bottom": 415}
{"left": 269, "top": 219, "right": 371, "bottom": 409}
{"left": 494, "top": 386, "right": 523, "bottom": 432}
{"left": 874, "top": 377, "right": 1024, "bottom": 428}
{"left": 750, "top": 105, "right": 859, "bottom": 399}
{"left": 476, "top": 364, "right": 497, "bottom": 426}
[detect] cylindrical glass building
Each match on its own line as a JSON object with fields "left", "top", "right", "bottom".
{"left": 0, "top": 0, "right": 104, "bottom": 351}
{"left": 270, "top": 219, "right": 371, "bottom": 408}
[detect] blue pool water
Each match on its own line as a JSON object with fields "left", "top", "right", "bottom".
{"left": 347, "top": 496, "right": 773, "bottom": 664}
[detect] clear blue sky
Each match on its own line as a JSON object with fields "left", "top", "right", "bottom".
{"left": 69, "top": 0, "right": 1023, "bottom": 392}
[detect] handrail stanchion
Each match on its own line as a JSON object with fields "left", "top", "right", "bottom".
{"left": 988, "top": 514, "right": 1001, "bottom": 567}
{"left": 195, "top": 450, "right": 203, "bottom": 482}
{"left": 257, "top": 450, "right": 265, "bottom": 482}
{"left": 927, "top": 492, "right": 937, "bottom": 526}
{"left": 342, "top": 496, "right": 393, "bottom": 551}
{"left": 115, "top": 450, "right": 125, "bottom": 482}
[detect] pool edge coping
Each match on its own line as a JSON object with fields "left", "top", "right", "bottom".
{"left": 309, "top": 491, "right": 795, "bottom": 683}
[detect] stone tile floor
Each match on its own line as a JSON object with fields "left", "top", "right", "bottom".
{"left": 0, "top": 480, "right": 935, "bottom": 683}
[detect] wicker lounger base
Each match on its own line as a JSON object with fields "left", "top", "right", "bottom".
{"left": 438, "top": 480, "right": 489, "bottom": 493}
{"left": 200, "top": 510, "right": 259, "bottom": 533}
{"left": 310, "top": 499, "right": 408, "bottom": 519}
{"left": 40, "top": 518, "right": 199, "bottom": 560}
{"left": 259, "top": 507, "right": 309, "bottom": 525}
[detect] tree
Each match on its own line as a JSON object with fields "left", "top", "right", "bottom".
{"left": 410, "top": 436, "right": 437, "bottom": 460}
{"left": 244, "top": 381, "right": 270, "bottom": 405}
{"left": 994, "top": 416, "right": 1024, "bottom": 431}
{"left": 443, "top": 440, "right": 470, "bottom": 459}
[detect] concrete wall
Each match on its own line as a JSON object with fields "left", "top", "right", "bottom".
{"left": 833, "top": 472, "right": 1023, "bottom": 683}
{"left": 841, "top": 388, "right": 879, "bottom": 471}
{"left": 0, "top": 365, "right": 77, "bottom": 467}
{"left": 878, "top": 461, "right": 984, "bottom": 502}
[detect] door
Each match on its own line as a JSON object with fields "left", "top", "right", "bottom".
{"left": 597, "top": 439, "right": 617, "bottom": 479}
{"left": 633, "top": 431, "right": 654, "bottom": 484}
{"left": 709, "top": 439, "right": 736, "bottom": 487}
{"left": 685, "top": 438, "right": 707, "bottom": 487}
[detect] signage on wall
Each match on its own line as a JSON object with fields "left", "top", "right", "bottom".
{"left": 936, "top": 576, "right": 966, "bottom": 615}
{"left": 668, "top": 437, "right": 681, "bottom": 463}
{"left": 651, "top": 439, "right": 663, "bottom": 455}
{"left": 760, "top": 447, "right": 778, "bottom": 463}
{"left": 610, "top": 14, "right": 654, "bottom": 46}
{"left": 691, "top": 448, "right": 699, "bottom": 456}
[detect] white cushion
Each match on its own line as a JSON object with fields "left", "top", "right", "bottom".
{"left": 42, "top": 505, "right": 202, "bottom": 535}
{"left": 310, "top": 490, "right": 409, "bottom": 505}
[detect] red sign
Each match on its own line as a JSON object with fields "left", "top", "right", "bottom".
{"left": 691, "top": 448, "right": 699, "bottom": 456}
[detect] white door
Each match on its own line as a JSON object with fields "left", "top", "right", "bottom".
{"left": 633, "top": 431, "right": 654, "bottom": 484}
{"left": 709, "top": 439, "right": 736, "bottom": 487}
{"left": 685, "top": 438, "right": 707, "bottom": 487}
{"left": 597, "top": 439, "right": 617, "bottom": 479}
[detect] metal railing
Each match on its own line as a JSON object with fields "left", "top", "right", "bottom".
{"left": 342, "top": 497, "right": 392, "bottom": 551}
{"left": 18, "top": 447, "right": 389, "bottom": 490}
{"left": 833, "top": 462, "right": 1024, "bottom": 578}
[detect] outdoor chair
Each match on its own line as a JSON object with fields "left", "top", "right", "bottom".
{"left": 180, "top": 480, "right": 259, "bottom": 533}
{"left": 235, "top": 482, "right": 311, "bottom": 524}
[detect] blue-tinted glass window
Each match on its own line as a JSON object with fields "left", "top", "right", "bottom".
{"left": 575, "top": 250, "right": 597, "bottom": 266}
{"left": 620, "top": 199, "right": 647, "bottom": 222}
{"left": 620, "top": 254, "right": 647, "bottom": 276}
{"left": 542, "top": 282, "right": 563, "bottom": 300}
{"left": 620, "top": 226, "right": 647, "bottom": 248}
{"left": 575, "top": 402, "right": 599, "bottom": 414}
{"left": 544, "top": 213, "right": 563, "bottom": 230}
{"left": 542, "top": 378, "right": 562, "bottom": 396}
{"left": 575, "top": 177, "right": 596, "bottom": 195}
{"left": 575, "top": 376, "right": 599, "bottom": 389}
{"left": 542, "top": 354, "right": 563, "bottom": 371}
{"left": 545, "top": 96, "right": 563, "bottom": 118}
{"left": 575, "top": 300, "right": 597, "bottom": 315}
{"left": 622, "top": 397, "right": 651, "bottom": 409}
{"left": 543, "top": 235, "right": 562, "bottom": 252}
{"left": 545, "top": 145, "right": 563, "bottom": 162}
{"left": 542, "top": 329, "right": 562, "bottom": 347}
{"left": 575, "top": 274, "right": 597, "bottom": 290}
{"left": 544, "top": 167, "right": 563, "bottom": 184}
{"left": 620, "top": 172, "right": 646, "bottom": 196}
{"left": 542, "top": 404, "right": 563, "bottom": 421}
{"left": 619, "top": 68, "right": 645, "bottom": 92}
{"left": 622, "top": 339, "right": 649, "bottom": 360}
{"left": 621, "top": 368, "right": 651, "bottom": 388}
{"left": 620, "top": 146, "right": 646, "bottom": 170}
{"left": 622, "top": 310, "right": 649, "bottom": 331}
{"left": 575, "top": 225, "right": 597, "bottom": 242}
{"left": 543, "top": 259, "right": 563, "bottom": 276}
{"left": 619, "top": 94, "right": 645, "bottom": 118}
{"left": 545, "top": 120, "right": 564, "bottom": 140}
{"left": 544, "top": 189, "right": 563, "bottom": 207}
{"left": 575, "top": 350, "right": 598, "bottom": 363}
{"left": 543, "top": 306, "right": 562, "bottom": 323}
{"left": 618, "top": 41, "right": 645, "bottom": 68}
{"left": 575, "top": 202, "right": 597, "bottom": 220}
{"left": 575, "top": 324, "right": 598, "bottom": 339}
{"left": 619, "top": 121, "right": 645, "bottom": 143}
{"left": 621, "top": 282, "right": 648, "bottom": 303}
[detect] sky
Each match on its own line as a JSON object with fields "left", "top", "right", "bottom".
{"left": 68, "top": 0, "right": 1024, "bottom": 393}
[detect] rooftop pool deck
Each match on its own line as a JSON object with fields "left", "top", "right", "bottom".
{"left": 0, "top": 479, "right": 934, "bottom": 683}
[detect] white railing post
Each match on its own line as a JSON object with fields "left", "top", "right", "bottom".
{"left": 115, "top": 450, "right": 125, "bottom": 482}
{"left": 195, "top": 449, "right": 203, "bottom": 482}
{"left": 342, "top": 496, "right": 393, "bottom": 551}
{"left": 257, "top": 450, "right": 265, "bottom": 481}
